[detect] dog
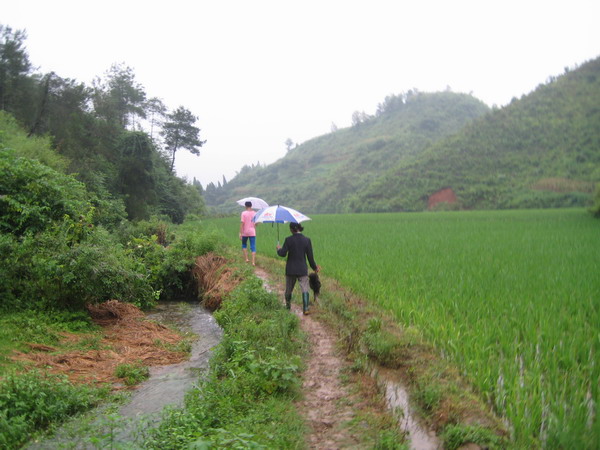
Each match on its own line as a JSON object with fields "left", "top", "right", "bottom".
{"left": 308, "top": 271, "right": 321, "bottom": 303}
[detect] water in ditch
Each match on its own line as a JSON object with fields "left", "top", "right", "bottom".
{"left": 26, "top": 301, "right": 223, "bottom": 449}
{"left": 374, "top": 368, "right": 442, "bottom": 450}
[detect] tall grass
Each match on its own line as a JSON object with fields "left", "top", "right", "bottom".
{"left": 206, "top": 209, "right": 599, "bottom": 448}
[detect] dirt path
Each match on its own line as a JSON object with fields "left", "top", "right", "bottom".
{"left": 254, "top": 267, "right": 371, "bottom": 449}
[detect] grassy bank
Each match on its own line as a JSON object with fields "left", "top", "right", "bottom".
{"left": 144, "top": 271, "right": 308, "bottom": 448}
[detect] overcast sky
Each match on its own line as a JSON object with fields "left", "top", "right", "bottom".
{"left": 3, "top": 0, "right": 599, "bottom": 187}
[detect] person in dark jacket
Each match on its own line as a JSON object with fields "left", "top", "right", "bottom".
{"left": 276, "top": 222, "right": 320, "bottom": 314}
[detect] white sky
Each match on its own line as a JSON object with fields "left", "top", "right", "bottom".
{"left": 3, "top": 0, "right": 599, "bottom": 187}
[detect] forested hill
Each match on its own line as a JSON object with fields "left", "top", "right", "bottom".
{"left": 204, "top": 91, "right": 490, "bottom": 213}
{"left": 207, "top": 57, "right": 600, "bottom": 214}
{"left": 347, "top": 57, "right": 600, "bottom": 212}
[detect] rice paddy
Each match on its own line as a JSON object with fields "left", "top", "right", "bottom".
{"left": 205, "top": 208, "right": 599, "bottom": 448}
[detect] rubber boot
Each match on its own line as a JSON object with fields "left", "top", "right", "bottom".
{"left": 302, "top": 292, "right": 310, "bottom": 315}
{"left": 284, "top": 293, "right": 292, "bottom": 310}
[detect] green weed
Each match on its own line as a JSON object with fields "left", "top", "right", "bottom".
{"left": 0, "top": 371, "right": 109, "bottom": 448}
{"left": 441, "top": 424, "right": 504, "bottom": 450}
{"left": 115, "top": 362, "right": 150, "bottom": 386}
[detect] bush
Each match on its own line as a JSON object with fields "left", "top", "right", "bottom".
{"left": 508, "top": 190, "right": 592, "bottom": 209}
{"left": 0, "top": 223, "right": 158, "bottom": 311}
{"left": 0, "top": 371, "right": 108, "bottom": 448}
{"left": 0, "top": 151, "right": 90, "bottom": 236}
{"left": 154, "top": 227, "right": 220, "bottom": 300}
{"left": 0, "top": 111, "right": 69, "bottom": 172}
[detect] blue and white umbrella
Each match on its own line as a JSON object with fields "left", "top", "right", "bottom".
{"left": 253, "top": 205, "right": 311, "bottom": 244}
{"left": 253, "top": 205, "right": 310, "bottom": 224}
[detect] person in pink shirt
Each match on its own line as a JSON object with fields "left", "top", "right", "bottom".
{"left": 239, "top": 201, "right": 258, "bottom": 265}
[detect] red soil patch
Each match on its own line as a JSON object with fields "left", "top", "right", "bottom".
{"left": 428, "top": 187, "right": 457, "bottom": 209}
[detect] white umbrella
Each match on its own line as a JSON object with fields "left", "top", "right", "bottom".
{"left": 236, "top": 197, "right": 269, "bottom": 210}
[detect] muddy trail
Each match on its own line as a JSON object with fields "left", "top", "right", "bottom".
{"left": 253, "top": 266, "right": 441, "bottom": 450}
{"left": 255, "top": 267, "right": 362, "bottom": 448}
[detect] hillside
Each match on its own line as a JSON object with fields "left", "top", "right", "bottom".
{"left": 206, "top": 58, "right": 600, "bottom": 214}
{"left": 349, "top": 57, "right": 600, "bottom": 212}
{"left": 205, "top": 91, "right": 490, "bottom": 213}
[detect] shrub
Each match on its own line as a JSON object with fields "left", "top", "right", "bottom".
{"left": 0, "top": 371, "right": 108, "bottom": 448}
{"left": 0, "top": 111, "right": 69, "bottom": 172}
{"left": 0, "top": 151, "right": 89, "bottom": 236}
{"left": 0, "top": 223, "right": 158, "bottom": 311}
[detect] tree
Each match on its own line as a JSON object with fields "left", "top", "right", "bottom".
{"left": 203, "top": 181, "right": 216, "bottom": 204}
{"left": 116, "top": 131, "right": 157, "bottom": 220}
{"left": 192, "top": 177, "right": 204, "bottom": 194}
{"left": 27, "top": 73, "right": 92, "bottom": 148}
{"left": 0, "top": 25, "right": 35, "bottom": 121}
{"left": 285, "top": 138, "right": 294, "bottom": 152}
{"left": 160, "top": 106, "right": 205, "bottom": 171}
{"left": 145, "top": 97, "right": 166, "bottom": 140}
{"left": 92, "top": 63, "right": 146, "bottom": 130}
{"left": 330, "top": 122, "right": 338, "bottom": 133}
{"left": 351, "top": 110, "right": 371, "bottom": 127}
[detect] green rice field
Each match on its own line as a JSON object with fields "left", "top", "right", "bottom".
{"left": 205, "top": 208, "right": 599, "bottom": 448}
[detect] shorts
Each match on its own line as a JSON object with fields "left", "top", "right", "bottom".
{"left": 241, "top": 236, "right": 256, "bottom": 252}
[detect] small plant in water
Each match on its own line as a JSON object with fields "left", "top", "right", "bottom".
{"left": 115, "top": 362, "right": 149, "bottom": 386}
